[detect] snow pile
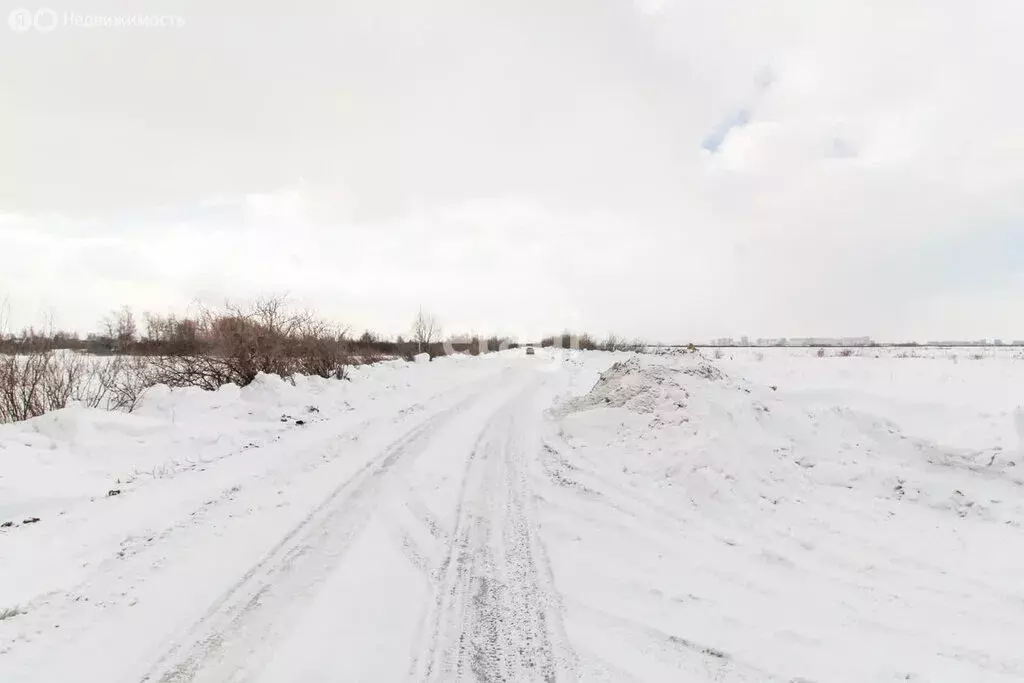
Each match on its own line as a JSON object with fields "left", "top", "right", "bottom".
{"left": 541, "top": 352, "right": 1024, "bottom": 682}
{"left": 560, "top": 353, "right": 1024, "bottom": 518}
{"left": 561, "top": 354, "right": 723, "bottom": 414}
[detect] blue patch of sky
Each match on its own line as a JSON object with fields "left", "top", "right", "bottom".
{"left": 702, "top": 66, "right": 773, "bottom": 154}
{"left": 702, "top": 107, "right": 751, "bottom": 153}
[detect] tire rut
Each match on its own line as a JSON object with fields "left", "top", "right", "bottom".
{"left": 139, "top": 387, "right": 493, "bottom": 683}
{"left": 412, "top": 382, "right": 576, "bottom": 682}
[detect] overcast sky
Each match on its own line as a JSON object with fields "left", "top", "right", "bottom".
{"left": 2, "top": 0, "right": 1023, "bottom": 342}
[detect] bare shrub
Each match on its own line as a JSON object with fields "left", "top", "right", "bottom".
{"left": 358, "top": 329, "right": 380, "bottom": 346}
{"left": 0, "top": 352, "right": 54, "bottom": 423}
{"left": 838, "top": 348, "right": 854, "bottom": 357}
{"left": 486, "top": 335, "right": 514, "bottom": 352}
{"left": 0, "top": 297, "right": 359, "bottom": 422}
{"left": 91, "top": 355, "right": 154, "bottom": 411}
{"left": 600, "top": 334, "right": 646, "bottom": 352}
{"left": 40, "top": 353, "right": 89, "bottom": 410}
{"left": 541, "top": 331, "right": 599, "bottom": 351}
{"left": 140, "top": 313, "right": 203, "bottom": 356}
{"left": 0, "top": 349, "right": 153, "bottom": 423}
{"left": 0, "top": 606, "right": 24, "bottom": 621}
{"left": 144, "top": 354, "right": 239, "bottom": 392}
{"left": 0, "top": 337, "right": 95, "bottom": 422}
{"left": 144, "top": 297, "right": 351, "bottom": 389}
{"left": 816, "top": 347, "right": 827, "bottom": 358}
{"left": 394, "top": 335, "right": 417, "bottom": 361}
{"left": 349, "top": 331, "right": 391, "bottom": 364}
{"left": 713, "top": 347, "right": 724, "bottom": 360}
{"left": 292, "top": 326, "right": 350, "bottom": 380}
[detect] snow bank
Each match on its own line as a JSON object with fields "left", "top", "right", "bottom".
{"left": 722, "top": 346, "right": 1024, "bottom": 453}
{"left": 0, "top": 356, "right": 497, "bottom": 523}
{"left": 542, "top": 351, "right": 1024, "bottom": 682}
{"left": 561, "top": 352, "right": 1024, "bottom": 510}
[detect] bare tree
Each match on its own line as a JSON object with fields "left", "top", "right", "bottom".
{"left": 411, "top": 307, "right": 441, "bottom": 354}
{"left": 103, "top": 306, "right": 137, "bottom": 351}
{"left": 0, "top": 297, "right": 9, "bottom": 340}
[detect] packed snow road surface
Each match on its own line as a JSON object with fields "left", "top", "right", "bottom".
{"left": 2, "top": 356, "right": 577, "bottom": 683}
{"left": 3, "top": 348, "right": 1024, "bottom": 682}
{"left": 142, "top": 370, "right": 572, "bottom": 683}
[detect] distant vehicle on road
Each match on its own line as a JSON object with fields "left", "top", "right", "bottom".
{"left": 525, "top": 346, "right": 536, "bottom": 355}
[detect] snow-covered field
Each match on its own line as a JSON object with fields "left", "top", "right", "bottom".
{"left": 2, "top": 348, "right": 1023, "bottom": 682}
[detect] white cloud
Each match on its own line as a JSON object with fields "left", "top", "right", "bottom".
{"left": 632, "top": 0, "right": 669, "bottom": 16}
{"left": 2, "top": 0, "right": 1023, "bottom": 341}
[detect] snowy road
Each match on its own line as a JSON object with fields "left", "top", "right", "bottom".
{"left": 142, "top": 368, "right": 572, "bottom": 683}
{"left": 3, "top": 358, "right": 578, "bottom": 683}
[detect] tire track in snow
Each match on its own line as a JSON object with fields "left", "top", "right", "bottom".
{"left": 412, "top": 380, "right": 576, "bottom": 682}
{"left": 138, "top": 384, "right": 501, "bottom": 683}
